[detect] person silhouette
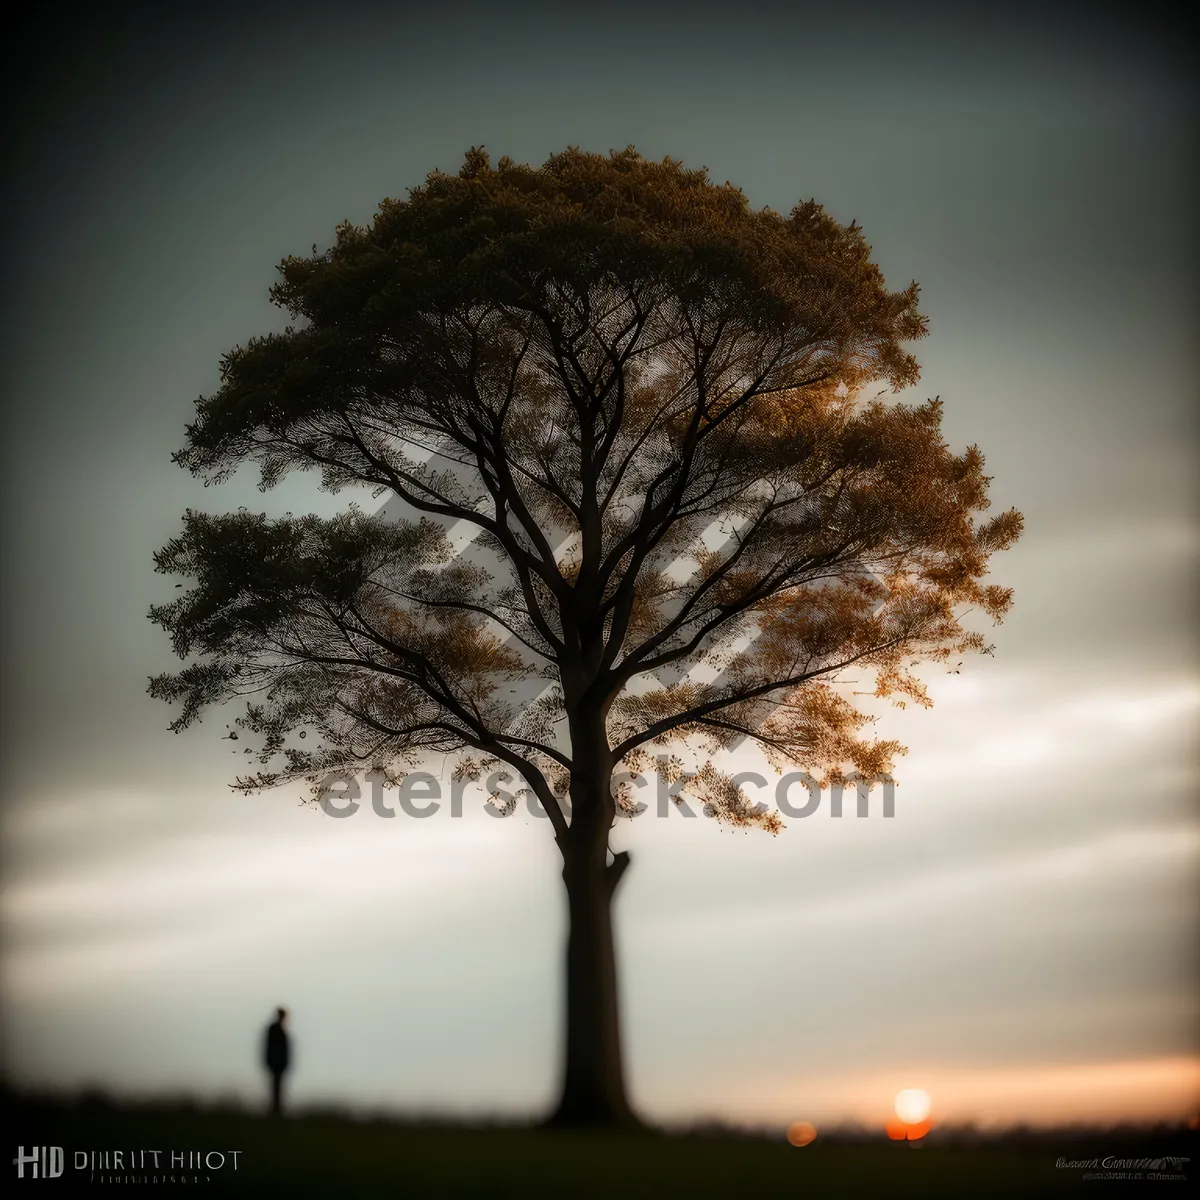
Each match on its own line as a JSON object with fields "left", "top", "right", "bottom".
{"left": 262, "top": 1006, "right": 291, "bottom": 1116}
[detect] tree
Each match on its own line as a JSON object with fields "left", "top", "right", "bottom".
{"left": 150, "top": 147, "right": 1022, "bottom": 1129}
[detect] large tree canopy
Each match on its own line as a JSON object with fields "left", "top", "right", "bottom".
{"left": 152, "top": 146, "right": 1019, "bottom": 822}
{"left": 150, "top": 146, "right": 1021, "bottom": 1126}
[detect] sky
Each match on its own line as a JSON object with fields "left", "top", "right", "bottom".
{"left": 2, "top": 1, "right": 1197, "bottom": 1128}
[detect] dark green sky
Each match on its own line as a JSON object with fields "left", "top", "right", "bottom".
{"left": 2, "top": 1, "right": 1196, "bottom": 1123}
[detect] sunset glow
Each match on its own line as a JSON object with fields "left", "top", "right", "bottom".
{"left": 895, "top": 1088, "right": 932, "bottom": 1124}
{"left": 716, "top": 1055, "right": 1200, "bottom": 1129}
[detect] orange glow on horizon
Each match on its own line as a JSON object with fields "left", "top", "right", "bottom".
{"left": 886, "top": 1116, "right": 933, "bottom": 1141}
{"left": 727, "top": 1055, "right": 1200, "bottom": 1128}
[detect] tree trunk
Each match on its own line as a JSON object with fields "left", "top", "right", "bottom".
{"left": 546, "top": 840, "right": 637, "bottom": 1128}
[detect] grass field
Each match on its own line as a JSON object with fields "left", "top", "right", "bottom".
{"left": 6, "top": 1095, "right": 1195, "bottom": 1197}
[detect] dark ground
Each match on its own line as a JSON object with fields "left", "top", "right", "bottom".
{"left": 5, "top": 1090, "right": 1195, "bottom": 1197}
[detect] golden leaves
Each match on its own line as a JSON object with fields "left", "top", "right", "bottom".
{"left": 159, "top": 145, "right": 1022, "bottom": 846}
{"left": 690, "top": 763, "right": 783, "bottom": 834}
{"left": 381, "top": 607, "right": 526, "bottom": 702}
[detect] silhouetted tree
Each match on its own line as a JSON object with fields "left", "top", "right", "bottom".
{"left": 150, "top": 147, "right": 1022, "bottom": 1128}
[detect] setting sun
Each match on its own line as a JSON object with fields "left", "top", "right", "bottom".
{"left": 894, "top": 1089, "right": 932, "bottom": 1124}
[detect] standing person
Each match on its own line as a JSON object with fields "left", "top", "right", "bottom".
{"left": 262, "top": 1006, "right": 291, "bottom": 1116}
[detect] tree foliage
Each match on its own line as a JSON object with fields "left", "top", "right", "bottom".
{"left": 150, "top": 146, "right": 1022, "bottom": 842}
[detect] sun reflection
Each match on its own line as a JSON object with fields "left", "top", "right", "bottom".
{"left": 786, "top": 1120, "right": 817, "bottom": 1147}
